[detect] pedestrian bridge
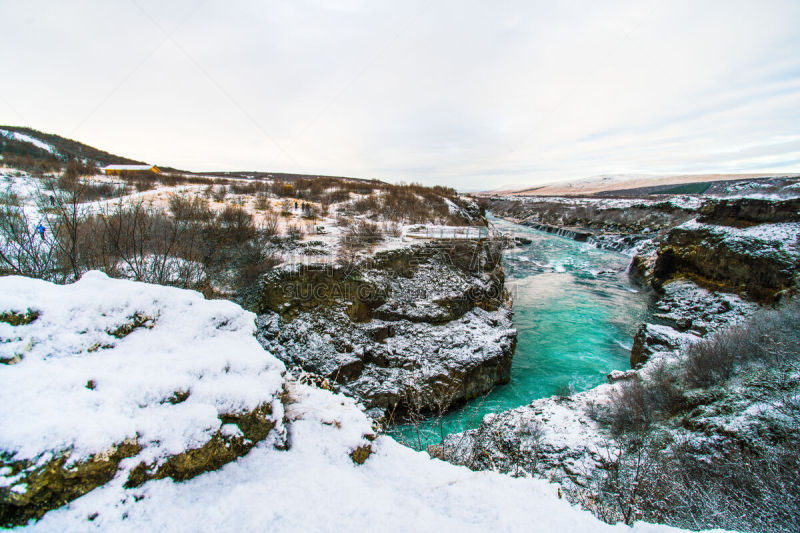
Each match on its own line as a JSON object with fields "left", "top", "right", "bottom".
{"left": 404, "top": 225, "right": 489, "bottom": 240}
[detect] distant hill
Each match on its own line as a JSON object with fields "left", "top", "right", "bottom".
{"left": 0, "top": 125, "right": 144, "bottom": 167}
{"left": 176, "top": 170, "right": 378, "bottom": 183}
{"left": 0, "top": 126, "right": 382, "bottom": 184}
{"left": 487, "top": 173, "right": 800, "bottom": 197}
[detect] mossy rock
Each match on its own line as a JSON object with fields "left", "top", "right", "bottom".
{"left": 0, "top": 309, "right": 39, "bottom": 326}
{"left": 125, "top": 402, "right": 277, "bottom": 488}
{"left": 349, "top": 444, "right": 373, "bottom": 465}
{"left": 0, "top": 440, "right": 141, "bottom": 528}
{"left": 107, "top": 312, "right": 156, "bottom": 339}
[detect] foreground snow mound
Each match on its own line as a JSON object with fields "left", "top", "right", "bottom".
{"left": 0, "top": 272, "right": 285, "bottom": 525}
{"left": 26, "top": 380, "right": 695, "bottom": 533}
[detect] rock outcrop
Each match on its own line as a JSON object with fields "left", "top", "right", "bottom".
{"left": 254, "top": 240, "right": 517, "bottom": 416}
{"left": 631, "top": 196, "right": 799, "bottom": 363}
{"left": 487, "top": 196, "right": 695, "bottom": 255}
{"left": 698, "top": 197, "right": 800, "bottom": 226}
{"left": 629, "top": 280, "right": 758, "bottom": 367}
{"left": 441, "top": 388, "right": 614, "bottom": 495}
{"left": 0, "top": 273, "right": 288, "bottom": 527}
{"left": 653, "top": 220, "right": 800, "bottom": 303}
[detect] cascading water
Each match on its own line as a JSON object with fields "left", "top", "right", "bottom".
{"left": 390, "top": 214, "right": 651, "bottom": 449}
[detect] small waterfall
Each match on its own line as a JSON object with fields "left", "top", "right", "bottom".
{"left": 555, "top": 227, "right": 577, "bottom": 239}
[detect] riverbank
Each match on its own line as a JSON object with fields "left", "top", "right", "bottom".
{"left": 438, "top": 191, "right": 800, "bottom": 531}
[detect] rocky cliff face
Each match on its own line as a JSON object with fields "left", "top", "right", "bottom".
{"left": 629, "top": 279, "right": 758, "bottom": 367}
{"left": 487, "top": 196, "right": 696, "bottom": 255}
{"left": 253, "top": 239, "right": 517, "bottom": 418}
{"left": 652, "top": 219, "right": 800, "bottom": 303}
{"left": 631, "top": 196, "right": 799, "bottom": 365}
{"left": 698, "top": 197, "right": 800, "bottom": 225}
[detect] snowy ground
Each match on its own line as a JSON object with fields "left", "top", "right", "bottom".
{"left": 0, "top": 169, "right": 462, "bottom": 268}
{"left": 26, "top": 382, "right": 695, "bottom": 533}
{"left": 0, "top": 272, "right": 285, "bottom": 465}
{"left": 0, "top": 273, "right": 710, "bottom": 532}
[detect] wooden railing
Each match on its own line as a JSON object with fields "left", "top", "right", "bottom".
{"left": 404, "top": 225, "right": 489, "bottom": 240}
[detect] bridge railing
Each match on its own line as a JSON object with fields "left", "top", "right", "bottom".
{"left": 404, "top": 225, "right": 489, "bottom": 240}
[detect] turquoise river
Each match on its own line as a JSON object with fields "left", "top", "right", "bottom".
{"left": 390, "top": 215, "right": 651, "bottom": 449}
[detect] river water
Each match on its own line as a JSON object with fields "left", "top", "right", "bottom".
{"left": 390, "top": 215, "right": 651, "bottom": 449}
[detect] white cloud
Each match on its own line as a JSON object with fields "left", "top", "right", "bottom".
{"left": 1, "top": 0, "right": 799, "bottom": 189}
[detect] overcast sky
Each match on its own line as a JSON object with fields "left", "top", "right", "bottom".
{"left": 2, "top": 0, "right": 800, "bottom": 190}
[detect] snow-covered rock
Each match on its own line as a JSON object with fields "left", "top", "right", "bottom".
{"left": 653, "top": 219, "right": 800, "bottom": 303}
{"left": 20, "top": 376, "right": 692, "bottom": 533}
{"left": 0, "top": 272, "right": 286, "bottom": 526}
{"left": 254, "top": 240, "right": 517, "bottom": 415}
{"left": 441, "top": 385, "right": 618, "bottom": 495}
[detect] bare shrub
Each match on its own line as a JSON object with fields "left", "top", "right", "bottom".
{"left": 383, "top": 220, "right": 403, "bottom": 237}
{"left": 168, "top": 194, "right": 213, "bottom": 222}
{"left": 262, "top": 212, "right": 279, "bottom": 237}
{"left": 286, "top": 224, "right": 304, "bottom": 241}
{"left": 341, "top": 219, "right": 383, "bottom": 248}
{"left": 301, "top": 203, "right": 319, "bottom": 219}
{"left": 271, "top": 181, "right": 295, "bottom": 198}
{"left": 591, "top": 301, "right": 800, "bottom": 531}
{"left": 606, "top": 378, "right": 652, "bottom": 434}
{"left": 323, "top": 188, "right": 351, "bottom": 204}
{"left": 214, "top": 206, "right": 257, "bottom": 246}
{"left": 554, "top": 382, "right": 575, "bottom": 398}
{"left": 234, "top": 248, "right": 280, "bottom": 290}
{"left": 99, "top": 201, "right": 205, "bottom": 287}
{"left": 254, "top": 194, "right": 271, "bottom": 211}
{"left": 351, "top": 194, "right": 380, "bottom": 215}
{"left": 591, "top": 428, "right": 800, "bottom": 532}
{"left": 592, "top": 435, "right": 659, "bottom": 525}
{"left": 604, "top": 362, "right": 683, "bottom": 435}
{"left": 211, "top": 186, "right": 227, "bottom": 202}
{"left": 686, "top": 302, "right": 800, "bottom": 388}
{"left": 0, "top": 198, "right": 58, "bottom": 278}
{"left": 685, "top": 334, "right": 737, "bottom": 388}
{"left": 57, "top": 171, "right": 127, "bottom": 201}
{"left": 229, "top": 180, "right": 269, "bottom": 196}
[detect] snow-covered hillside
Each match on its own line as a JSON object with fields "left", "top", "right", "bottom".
{"left": 0, "top": 273, "right": 703, "bottom": 532}
{"left": 0, "top": 129, "right": 55, "bottom": 155}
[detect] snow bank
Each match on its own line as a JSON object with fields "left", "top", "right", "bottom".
{"left": 26, "top": 379, "right": 694, "bottom": 533}
{"left": 0, "top": 272, "right": 285, "bottom": 464}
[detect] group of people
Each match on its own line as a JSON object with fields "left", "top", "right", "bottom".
{"left": 295, "top": 201, "right": 313, "bottom": 214}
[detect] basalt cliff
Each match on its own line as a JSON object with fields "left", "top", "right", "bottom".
{"left": 252, "top": 239, "right": 517, "bottom": 419}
